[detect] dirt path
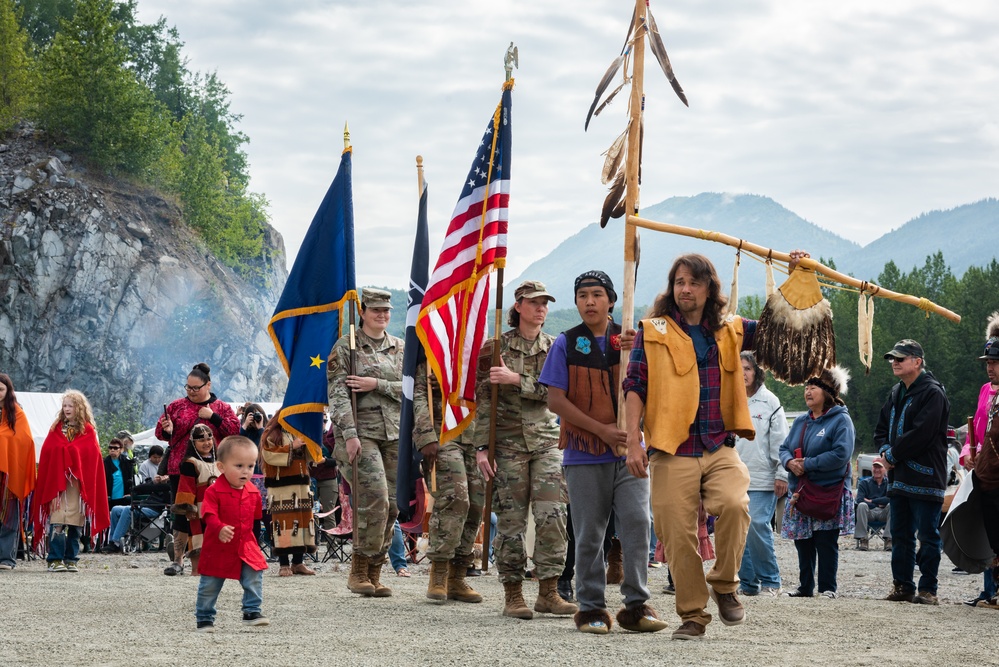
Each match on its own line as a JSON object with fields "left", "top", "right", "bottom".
{"left": 1, "top": 537, "right": 994, "bottom": 667}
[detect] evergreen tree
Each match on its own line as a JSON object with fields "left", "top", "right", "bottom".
{"left": 0, "top": 0, "right": 33, "bottom": 132}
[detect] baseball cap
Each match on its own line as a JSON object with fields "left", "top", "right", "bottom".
{"left": 883, "top": 339, "right": 924, "bottom": 360}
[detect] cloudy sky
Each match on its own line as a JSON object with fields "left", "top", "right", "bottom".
{"left": 136, "top": 0, "right": 998, "bottom": 289}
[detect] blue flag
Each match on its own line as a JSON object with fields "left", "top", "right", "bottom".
{"left": 396, "top": 179, "right": 430, "bottom": 521}
{"left": 267, "top": 148, "right": 357, "bottom": 461}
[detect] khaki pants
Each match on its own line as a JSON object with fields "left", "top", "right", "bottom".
{"left": 650, "top": 446, "right": 750, "bottom": 627}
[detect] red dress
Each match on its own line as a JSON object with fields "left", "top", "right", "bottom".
{"left": 199, "top": 475, "right": 267, "bottom": 579}
{"left": 155, "top": 394, "right": 239, "bottom": 475}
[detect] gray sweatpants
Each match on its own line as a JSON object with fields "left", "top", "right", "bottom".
{"left": 564, "top": 461, "right": 651, "bottom": 612}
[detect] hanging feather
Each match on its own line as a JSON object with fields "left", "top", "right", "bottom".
{"left": 765, "top": 260, "right": 776, "bottom": 298}
{"left": 600, "top": 169, "right": 626, "bottom": 228}
{"left": 594, "top": 80, "right": 629, "bottom": 119}
{"left": 601, "top": 127, "right": 629, "bottom": 185}
{"left": 634, "top": 229, "right": 641, "bottom": 278}
{"left": 638, "top": 116, "right": 644, "bottom": 186}
{"left": 754, "top": 268, "right": 836, "bottom": 385}
{"left": 858, "top": 291, "right": 874, "bottom": 374}
{"left": 645, "top": 9, "right": 689, "bottom": 107}
{"left": 726, "top": 252, "right": 741, "bottom": 317}
{"left": 585, "top": 10, "right": 638, "bottom": 130}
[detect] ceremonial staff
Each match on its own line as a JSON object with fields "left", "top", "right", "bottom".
{"left": 345, "top": 122, "right": 360, "bottom": 547}
{"left": 480, "top": 43, "right": 519, "bottom": 573}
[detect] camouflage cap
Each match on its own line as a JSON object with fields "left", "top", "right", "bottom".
{"left": 514, "top": 280, "right": 555, "bottom": 302}
{"left": 883, "top": 339, "right": 924, "bottom": 360}
{"left": 361, "top": 288, "right": 393, "bottom": 309}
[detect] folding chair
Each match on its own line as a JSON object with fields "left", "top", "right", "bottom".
{"left": 317, "top": 473, "right": 353, "bottom": 563}
{"left": 399, "top": 478, "right": 430, "bottom": 565}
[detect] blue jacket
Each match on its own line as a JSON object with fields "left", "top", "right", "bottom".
{"left": 779, "top": 405, "right": 855, "bottom": 490}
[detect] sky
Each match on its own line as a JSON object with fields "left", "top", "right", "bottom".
{"left": 136, "top": 0, "right": 999, "bottom": 290}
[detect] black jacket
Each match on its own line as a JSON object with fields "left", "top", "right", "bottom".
{"left": 104, "top": 454, "right": 135, "bottom": 504}
{"left": 874, "top": 371, "right": 950, "bottom": 503}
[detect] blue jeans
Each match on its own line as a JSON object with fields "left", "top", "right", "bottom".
{"left": 794, "top": 528, "right": 839, "bottom": 594}
{"left": 0, "top": 496, "right": 20, "bottom": 567}
{"left": 109, "top": 505, "right": 159, "bottom": 544}
{"left": 196, "top": 564, "right": 264, "bottom": 623}
{"left": 389, "top": 520, "right": 407, "bottom": 571}
{"left": 48, "top": 524, "right": 81, "bottom": 563}
{"left": 889, "top": 495, "right": 942, "bottom": 594}
{"left": 739, "top": 490, "right": 781, "bottom": 592}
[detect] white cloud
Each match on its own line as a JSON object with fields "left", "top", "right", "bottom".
{"left": 136, "top": 0, "right": 999, "bottom": 286}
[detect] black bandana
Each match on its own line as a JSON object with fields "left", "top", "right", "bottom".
{"left": 574, "top": 270, "right": 617, "bottom": 303}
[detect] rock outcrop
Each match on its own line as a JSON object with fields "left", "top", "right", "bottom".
{"left": 0, "top": 126, "right": 289, "bottom": 425}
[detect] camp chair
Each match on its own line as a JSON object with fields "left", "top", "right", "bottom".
{"left": 399, "top": 478, "right": 430, "bottom": 565}
{"left": 317, "top": 473, "right": 353, "bottom": 563}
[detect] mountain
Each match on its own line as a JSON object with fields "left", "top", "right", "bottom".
{"left": 507, "top": 193, "right": 861, "bottom": 308}
{"left": 507, "top": 193, "right": 999, "bottom": 312}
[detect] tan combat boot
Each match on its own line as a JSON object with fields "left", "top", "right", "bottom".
{"left": 534, "top": 577, "right": 578, "bottom": 615}
{"left": 606, "top": 537, "right": 623, "bottom": 585}
{"left": 347, "top": 553, "right": 376, "bottom": 596}
{"left": 426, "top": 559, "right": 448, "bottom": 601}
{"left": 502, "top": 581, "right": 534, "bottom": 620}
{"left": 367, "top": 553, "right": 392, "bottom": 597}
{"left": 447, "top": 557, "right": 483, "bottom": 603}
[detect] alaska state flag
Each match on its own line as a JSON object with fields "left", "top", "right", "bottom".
{"left": 267, "top": 148, "right": 357, "bottom": 461}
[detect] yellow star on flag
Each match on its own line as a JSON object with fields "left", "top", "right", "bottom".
{"left": 310, "top": 354, "right": 324, "bottom": 369}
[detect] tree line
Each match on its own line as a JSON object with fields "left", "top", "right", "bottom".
{"left": 0, "top": 0, "right": 267, "bottom": 275}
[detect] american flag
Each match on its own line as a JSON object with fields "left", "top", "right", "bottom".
{"left": 416, "top": 83, "right": 512, "bottom": 443}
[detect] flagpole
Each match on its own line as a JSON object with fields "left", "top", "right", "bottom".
{"left": 344, "top": 121, "right": 360, "bottom": 547}
{"left": 416, "top": 154, "right": 438, "bottom": 494}
{"left": 616, "top": 0, "right": 645, "bottom": 450}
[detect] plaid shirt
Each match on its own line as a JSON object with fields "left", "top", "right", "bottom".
{"left": 623, "top": 311, "right": 757, "bottom": 457}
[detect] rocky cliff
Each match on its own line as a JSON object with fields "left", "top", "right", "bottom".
{"left": 0, "top": 126, "right": 289, "bottom": 426}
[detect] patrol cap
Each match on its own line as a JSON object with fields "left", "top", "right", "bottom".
{"left": 514, "top": 280, "right": 555, "bottom": 302}
{"left": 883, "top": 339, "right": 924, "bottom": 360}
{"left": 361, "top": 288, "right": 393, "bottom": 309}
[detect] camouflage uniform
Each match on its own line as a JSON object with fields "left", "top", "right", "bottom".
{"left": 474, "top": 329, "right": 567, "bottom": 584}
{"left": 414, "top": 361, "right": 484, "bottom": 563}
{"left": 327, "top": 327, "right": 404, "bottom": 557}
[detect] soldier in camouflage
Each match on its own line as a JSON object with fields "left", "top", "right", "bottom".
{"left": 414, "top": 360, "right": 485, "bottom": 603}
{"left": 327, "top": 288, "right": 404, "bottom": 598}
{"left": 474, "top": 280, "right": 578, "bottom": 620}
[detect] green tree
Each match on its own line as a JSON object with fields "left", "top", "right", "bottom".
{"left": 34, "top": 0, "right": 171, "bottom": 175}
{"left": 0, "top": 0, "right": 34, "bottom": 132}
{"left": 13, "top": 0, "right": 74, "bottom": 47}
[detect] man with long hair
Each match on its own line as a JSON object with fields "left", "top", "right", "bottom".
{"left": 623, "top": 251, "right": 806, "bottom": 640}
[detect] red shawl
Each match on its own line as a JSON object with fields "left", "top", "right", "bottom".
{"left": 0, "top": 404, "right": 36, "bottom": 500}
{"left": 33, "top": 422, "right": 110, "bottom": 542}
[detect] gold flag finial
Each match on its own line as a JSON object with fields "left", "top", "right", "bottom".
{"left": 343, "top": 121, "right": 351, "bottom": 150}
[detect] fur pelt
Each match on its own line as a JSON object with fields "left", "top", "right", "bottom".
{"left": 986, "top": 311, "right": 999, "bottom": 340}
{"left": 755, "top": 290, "right": 836, "bottom": 385}
{"left": 574, "top": 607, "right": 613, "bottom": 631}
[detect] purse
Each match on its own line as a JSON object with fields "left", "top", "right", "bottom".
{"left": 794, "top": 476, "right": 844, "bottom": 521}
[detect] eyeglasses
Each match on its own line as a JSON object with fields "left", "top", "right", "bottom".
{"left": 184, "top": 382, "right": 207, "bottom": 392}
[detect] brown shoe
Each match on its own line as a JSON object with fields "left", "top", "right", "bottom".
{"left": 278, "top": 566, "right": 293, "bottom": 577}
{"left": 671, "top": 620, "right": 706, "bottom": 640}
{"left": 347, "top": 553, "right": 376, "bottom": 595}
{"left": 535, "top": 577, "right": 577, "bottom": 615}
{"left": 605, "top": 538, "right": 623, "bottom": 585}
{"left": 426, "top": 560, "right": 448, "bottom": 601}
{"left": 616, "top": 604, "right": 669, "bottom": 633}
{"left": 292, "top": 563, "right": 316, "bottom": 575}
{"left": 883, "top": 538, "right": 893, "bottom": 551}
{"left": 447, "top": 557, "right": 483, "bottom": 603}
{"left": 912, "top": 590, "right": 939, "bottom": 605}
{"left": 366, "top": 554, "right": 392, "bottom": 597}
{"left": 885, "top": 584, "right": 915, "bottom": 603}
{"left": 709, "top": 587, "right": 745, "bottom": 626}
{"left": 502, "top": 581, "right": 533, "bottom": 620}
{"left": 856, "top": 538, "right": 869, "bottom": 551}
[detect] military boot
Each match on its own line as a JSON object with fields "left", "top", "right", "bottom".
{"left": 347, "top": 553, "right": 376, "bottom": 596}
{"left": 535, "top": 577, "right": 578, "bottom": 615}
{"left": 502, "top": 581, "right": 534, "bottom": 620}
{"left": 606, "top": 537, "right": 623, "bottom": 585}
{"left": 447, "top": 556, "right": 483, "bottom": 603}
{"left": 367, "top": 553, "right": 393, "bottom": 597}
{"left": 427, "top": 559, "right": 448, "bottom": 601}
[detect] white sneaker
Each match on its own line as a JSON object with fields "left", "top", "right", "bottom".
{"left": 820, "top": 590, "right": 837, "bottom": 599}
{"left": 762, "top": 587, "right": 783, "bottom": 597}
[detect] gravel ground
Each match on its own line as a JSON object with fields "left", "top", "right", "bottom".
{"left": 1, "top": 536, "right": 995, "bottom": 667}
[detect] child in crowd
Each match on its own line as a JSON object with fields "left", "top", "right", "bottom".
{"left": 171, "top": 424, "right": 218, "bottom": 576}
{"left": 195, "top": 435, "right": 269, "bottom": 632}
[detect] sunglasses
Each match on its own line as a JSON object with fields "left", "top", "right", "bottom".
{"left": 888, "top": 357, "right": 908, "bottom": 364}
{"left": 108, "top": 446, "right": 121, "bottom": 451}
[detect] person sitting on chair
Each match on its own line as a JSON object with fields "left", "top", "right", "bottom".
{"left": 104, "top": 479, "right": 172, "bottom": 552}
{"left": 855, "top": 460, "right": 891, "bottom": 551}
{"left": 138, "top": 445, "right": 165, "bottom": 484}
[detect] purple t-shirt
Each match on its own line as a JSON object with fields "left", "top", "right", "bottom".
{"left": 539, "top": 332, "right": 625, "bottom": 466}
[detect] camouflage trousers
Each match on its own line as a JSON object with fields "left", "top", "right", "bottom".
{"left": 426, "top": 443, "right": 484, "bottom": 562}
{"left": 491, "top": 445, "right": 568, "bottom": 583}
{"left": 333, "top": 437, "right": 399, "bottom": 557}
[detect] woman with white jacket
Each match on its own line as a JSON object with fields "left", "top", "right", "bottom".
{"left": 734, "top": 352, "right": 789, "bottom": 596}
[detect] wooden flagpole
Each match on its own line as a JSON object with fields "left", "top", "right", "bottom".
{"left": 616, "top": 0, "right": 645, "bottom": 441}
{"left": 345, "top": 122, "right": 360, "bottom": 548}
{"left": 417, "top": 154, "right": 438, "bottom": 493}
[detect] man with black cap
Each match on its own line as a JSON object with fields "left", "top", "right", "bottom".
{"left": 854, "top": 460, "right": 891, "bottom": 551}
{"left": 539, "top": 270, "right": 668, "bottom": 635}
{"left": 875, "top": 339, "right": 950, "bottom": 605}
